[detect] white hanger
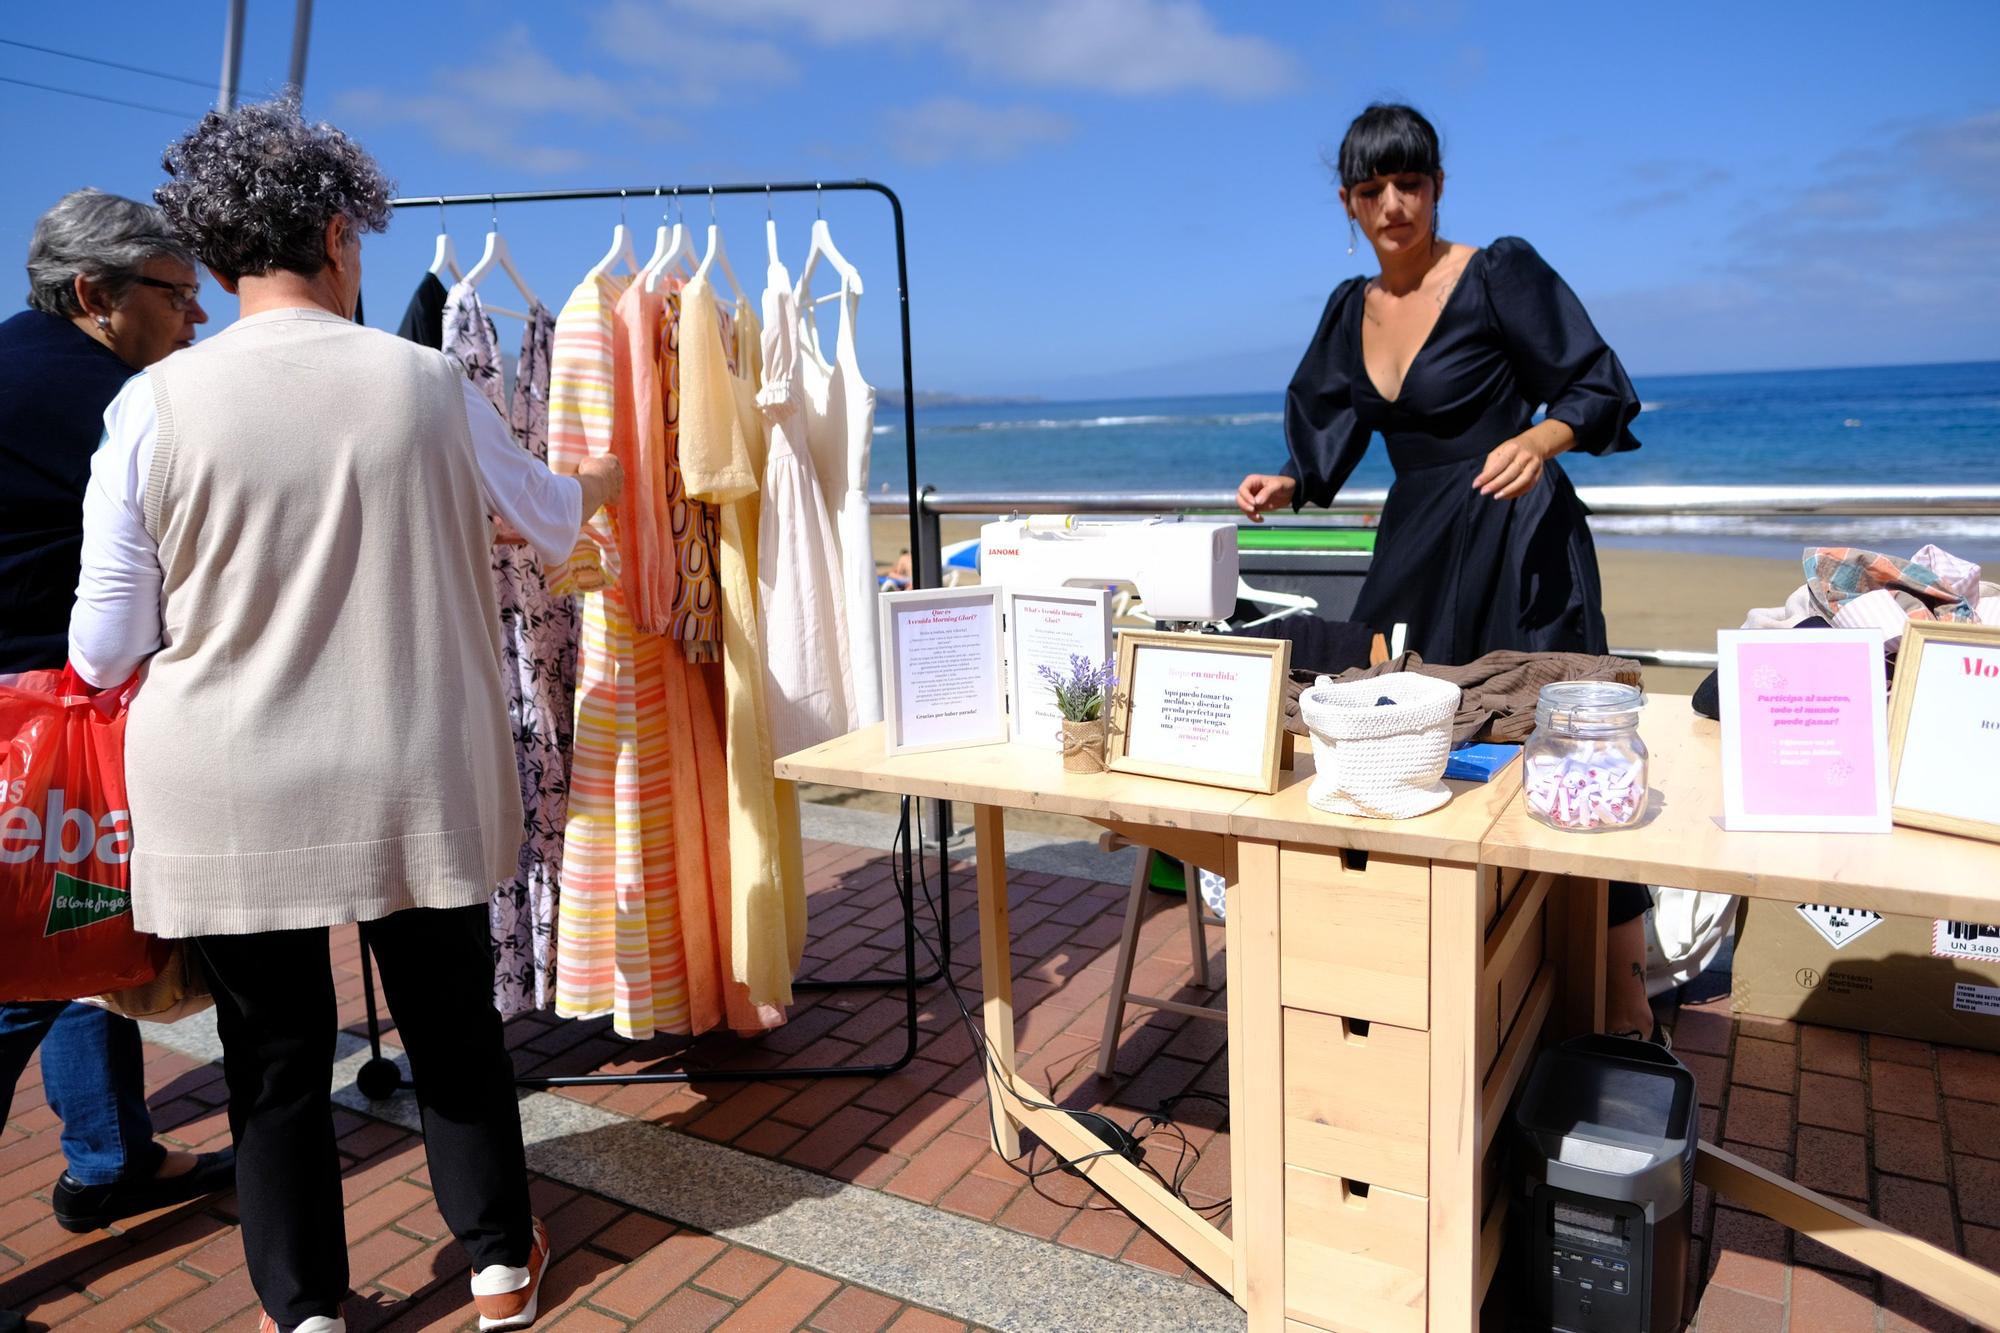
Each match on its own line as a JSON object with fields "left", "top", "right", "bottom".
{"left": 795, "top": 184, "right": 862, "bottom": 298}
{"left": 428, "top": 199, "right": 461, "bottom": 281}
{"left": 764, "top": 185, "right": 782, "bottom": 268}
{"left": 691, "top": 187, "right": 746, "bottom": 306}
{"left": 642, "top": 189, "right": 695, "bottom": 294}
{"left": 588, "top": 190, "right": 641, "bottom": 280}
{"left": 461, "top": 197, "right": 536, "bottom": 318}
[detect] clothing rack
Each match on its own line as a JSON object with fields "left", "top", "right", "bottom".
{"left": 351, "top": 179, "right": 952, "bottom": 1098}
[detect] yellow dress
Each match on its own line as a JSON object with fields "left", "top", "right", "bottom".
{"left": 678, "top": 276, "right": 808, "bottom": 1007}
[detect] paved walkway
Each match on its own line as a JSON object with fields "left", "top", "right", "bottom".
{"left": 0, "top": 822, "right": 1991, "bottom": 1330}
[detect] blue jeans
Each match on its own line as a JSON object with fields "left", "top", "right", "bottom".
{"left": 0, "top": 1001, "right": 160, "bottom": 1186}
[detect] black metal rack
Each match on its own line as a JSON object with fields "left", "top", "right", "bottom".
{"left": 352, "top": 178, "right": 951, "bottom": 1098}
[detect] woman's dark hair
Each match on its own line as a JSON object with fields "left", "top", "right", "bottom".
{"left": 155, "top": 98, "right": 393, "bottom": 282}
{"left": 1334, "top": 103, "right": 1443, "bottom": 189}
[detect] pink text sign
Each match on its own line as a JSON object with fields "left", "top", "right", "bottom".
{"left": 1718, "top": 630, "right": 1891, "bottom": 833}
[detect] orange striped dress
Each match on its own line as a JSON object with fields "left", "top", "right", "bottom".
{"left": 549, "top": 273, "right": 690, "bottom": 1039}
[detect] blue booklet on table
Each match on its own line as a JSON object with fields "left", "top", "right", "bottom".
{"left": 1443, "top": 743, "right": 1520, "bottom": 783}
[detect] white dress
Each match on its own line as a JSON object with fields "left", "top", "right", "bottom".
{"left": 755, "top": 261, "right": 854, "bottom": 754}
{"left": 796, "top": 273, "right": 882, "bottom": 725}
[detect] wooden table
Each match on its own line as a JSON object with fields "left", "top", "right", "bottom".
{"left": 776, "top": 698, "right": 2000, "bottom": 1331}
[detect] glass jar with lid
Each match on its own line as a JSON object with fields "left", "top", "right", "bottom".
{"left": 1523, "top": 681, "right": 1648, "bottom": 832}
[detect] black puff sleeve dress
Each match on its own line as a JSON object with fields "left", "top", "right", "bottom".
{"left": 1281, "top": 237, "right": 1641, "bottom": 665}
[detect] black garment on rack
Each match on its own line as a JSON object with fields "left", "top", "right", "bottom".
{"left": 1281, "top": 237, "right": 1641, "bottom": 666}
{"left": 396, "top": 272, "right": 449, "bottom": 348}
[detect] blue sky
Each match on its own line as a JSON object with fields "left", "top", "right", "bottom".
{"left": 3, "top": 1, "right": 1997, "bottom": 398}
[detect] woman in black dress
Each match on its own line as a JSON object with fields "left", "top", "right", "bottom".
{"left": 1238, "top": 103, "right": 1658, "bottom": 1038}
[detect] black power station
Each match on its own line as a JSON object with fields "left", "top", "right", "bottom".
{"left": 1513, "top": 1034, "right": 1697, "bottom": 1332}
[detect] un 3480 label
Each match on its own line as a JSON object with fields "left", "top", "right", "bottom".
{"left": 1934, "top": 920, "right": 2000, "bottom": 963}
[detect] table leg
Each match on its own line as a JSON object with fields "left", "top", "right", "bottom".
{"left": 973, "top": 802, "right": 1021, "bottom": 1159}
{"left": 1228, "top": 837, "right": 1284, "bottom": 1329}
{"left": 1429, "top": 861, "right": 1483, "bottom": 1333}
{"left": 1560, "top": 875, "right": 1609, "bottom": 1037}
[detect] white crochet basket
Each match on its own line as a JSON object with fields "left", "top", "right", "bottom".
{"left": 1298, "top": 672, "right": 1463, "bottom": 819}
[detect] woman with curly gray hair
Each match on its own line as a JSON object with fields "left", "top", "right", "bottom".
{"left": 69, "top": 100, "right": 621, "bottom": 1333}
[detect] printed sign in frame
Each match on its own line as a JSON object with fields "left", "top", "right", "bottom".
{"left": 1108, "top": 630, "right": 1290, "bottom": 794}
{"left": 1716, "top": 628, "right": 1892, "bottom": 833}
{"left": 1005, "top": 586, "right": 1115, "bottom": 750}
{"left": 1887, "top": 620, "right": 2000, "bottom": 845}
{"left": 878, "top": 586, "right": 1009, "bottom": 757}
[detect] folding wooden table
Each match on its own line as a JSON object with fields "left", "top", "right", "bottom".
{"left": 776, "top": 697, "right": 2000, "bottom": 1331}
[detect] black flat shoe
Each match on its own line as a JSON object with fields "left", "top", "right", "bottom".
{"left": 51, "top": 1147, "right": 236, "bottom": 1233}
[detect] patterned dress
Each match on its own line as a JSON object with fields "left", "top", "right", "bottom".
{"left": 442, "top": 282, "right": 577, "bottom": 1016}
{"left": 549, "top": 274, "right": 693, "bottom": 1040}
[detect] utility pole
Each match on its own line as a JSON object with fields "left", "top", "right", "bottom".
{"left": 286, "top": 0, "right": 314, "bottom": 98}
{"left": 218, "top": 0, "right": 245, "bottom": 111}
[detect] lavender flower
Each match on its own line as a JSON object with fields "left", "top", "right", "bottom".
{"left": 1039, "top": 654, "right": 1117, "bottom": 722}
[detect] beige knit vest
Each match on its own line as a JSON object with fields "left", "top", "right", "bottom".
{"left": 128, "top": 307, "right": 522, "bottom": 937}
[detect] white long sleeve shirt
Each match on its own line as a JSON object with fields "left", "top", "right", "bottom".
{"left": 70, "top": 370, "right": 582, "bottom": 686}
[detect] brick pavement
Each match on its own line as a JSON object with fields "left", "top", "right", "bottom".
{"left": 2, "top": 833, "right": 1996, "bottom": 1329}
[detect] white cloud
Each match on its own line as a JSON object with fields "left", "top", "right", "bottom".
{"left": 335, "top": 25, "right": 701, "bottom": 174}
{"left": 1592, "top": 109, "right": 2000, "bottom": 372}
{"left": 657, "top": 0, "right": 1298, "bottom": 98}
{"left": 884, "top": 98, "right": 1073, "bottom": 166}
{"left": 587, "top": 1, "right": 800, "bottom": 96}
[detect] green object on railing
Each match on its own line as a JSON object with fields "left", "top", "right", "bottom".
{"left": 1236, "top": 527, "right": 1376, "bottom": 552}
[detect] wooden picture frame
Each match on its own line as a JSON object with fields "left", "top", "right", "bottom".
{"left": 878, "top": 586, "right": 1009, "bottom": 757}
{"left": 1886, "top": 620, "right": 2000, "bottom": 844}
{"left": 1004, "top": 586, "right": 1115, "bottom": 750}
{"left": 1108, "top": 630, "right": 1290, "bottom": 794}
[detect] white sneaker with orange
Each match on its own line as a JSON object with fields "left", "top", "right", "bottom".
{"left": 472, "top": 1217, "right": 551, "bottom": 1331}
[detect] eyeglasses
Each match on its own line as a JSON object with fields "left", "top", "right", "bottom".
{"left": 131, "top": 276, "right": 201, "bottom": 311}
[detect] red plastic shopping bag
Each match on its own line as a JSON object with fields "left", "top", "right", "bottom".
{"left": 0, "top": 666, "right": 166, "bottom": 1001}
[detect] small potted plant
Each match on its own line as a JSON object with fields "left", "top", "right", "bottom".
{"left": 1039, "top": 654, "right": 1118, "bottom": 773}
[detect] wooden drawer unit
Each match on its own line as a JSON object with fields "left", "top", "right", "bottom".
{"left": 1284, "top": 1164, "right": 1428, "bottom": 1333}
{"left": 1283, "top": 1008, "right": 1429, "bottom": 1195}
{"left": 1278, "top": 846, "right": 1431, "bottom": 1029}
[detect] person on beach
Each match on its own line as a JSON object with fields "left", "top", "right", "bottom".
{"left": 1236, "top": 103, "right": 1658, "bottom": 1039}
{"left": 67, "top": 101, "right": 623, "bottom": 1333}
{"left": 0, "top": 190, "right": 236, "bottom": 1333}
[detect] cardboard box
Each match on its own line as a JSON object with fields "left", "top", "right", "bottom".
{"left": 1731, "top": 899, "right": 2000, "bottom": 1053}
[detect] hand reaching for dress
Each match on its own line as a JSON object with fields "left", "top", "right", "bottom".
{"left": 1472, "top": 434, "right": 1548, "bottom": 500}
{"left": 571, "top": 456, "right": 626, "bottom": 518}
{"left": 1236, "top": 472, "right": 1297, "bottom": 521}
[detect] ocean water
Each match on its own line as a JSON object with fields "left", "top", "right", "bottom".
{"left": 871, "top": 360, "right": 2000, "bottom": 563}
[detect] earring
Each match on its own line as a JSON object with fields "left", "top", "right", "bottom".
{"left": 1347, "top": 217, "right": 1358, "bottom": 256}
{"left": 95, "top": 315, "right": 110, "bottom": 329}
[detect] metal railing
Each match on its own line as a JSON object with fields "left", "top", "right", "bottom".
{"left": 869, "top": 485, "right": 2000, "bottom": 670}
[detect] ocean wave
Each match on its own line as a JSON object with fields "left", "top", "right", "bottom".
{"left": 916, "top": 410, "right": 1284, "bottom": 435}
{"left": 1592, "top": 514, "right": 2000, "bottom": 542}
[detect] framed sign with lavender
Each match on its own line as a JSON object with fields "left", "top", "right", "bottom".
{"left": 1004, "top": 586, "right": 1114, "bottom": 752}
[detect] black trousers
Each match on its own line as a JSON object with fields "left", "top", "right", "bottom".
{"left": 195, "top": 904, "right": 530, "bottom": 1328}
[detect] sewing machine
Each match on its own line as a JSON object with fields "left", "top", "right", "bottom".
{"left": 978, "top": 516, "right": 1238, "bottom": 626}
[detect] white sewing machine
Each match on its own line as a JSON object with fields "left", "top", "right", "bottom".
{"left": 978, "top": 515, "right": 1238, "bottom": 625}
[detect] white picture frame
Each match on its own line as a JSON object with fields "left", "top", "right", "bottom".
{"left": 878, "top": 586, "right": 1009, "bottom": 757}
{"left": 1717, "top": 629, "right": 1892, "bottom": 833}
{"left": 1004, "top": 586, "right": 1115, "bottom": 750}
